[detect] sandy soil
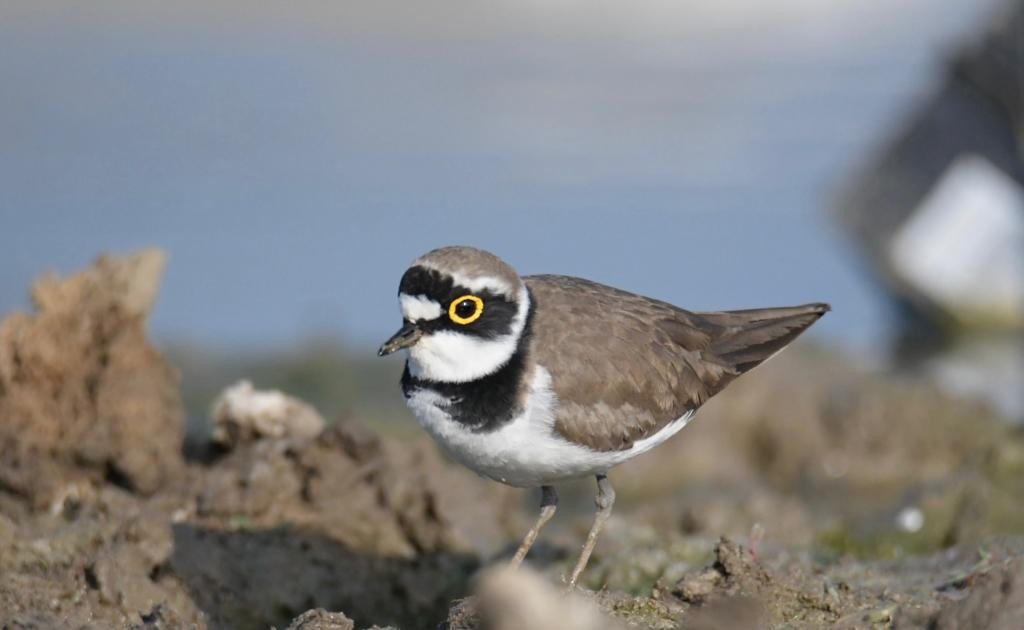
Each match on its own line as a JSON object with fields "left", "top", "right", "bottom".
{"left": 1, "top": 252, "right": 1022, "bottom": 629}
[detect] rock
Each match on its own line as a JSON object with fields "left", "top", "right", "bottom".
{"left": 283, "top": 608, "right": 354, "bottom": 630}
{"left": 473, "top": 566, "right": 624, "bottom": 630}
{"left": 675, "top": 567, "right": 720, "bottom": 604}
{"left": 211, "top": 380, "right": 325, "bottom": 448}
{"left": 442, "top": 597, "right": 480, "bottom": 630}
{"left": 0, "top": 249, "right": 184, "bottom": 509}
{"left": 674, "top": 537, "right": 770, "bottom": 604}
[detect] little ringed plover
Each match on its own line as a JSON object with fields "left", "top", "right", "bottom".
{"left": 378, "top": 245, "right": 829, "bottom": 586}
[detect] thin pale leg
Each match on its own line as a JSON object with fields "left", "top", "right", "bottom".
{"left": 510, "top": 485, "right": 558, "bottom": 568}
{"left": 567, "top": 474, "right": 615, "bottom": 587}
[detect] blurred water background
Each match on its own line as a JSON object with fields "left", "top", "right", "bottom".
{"left": 1, "top": 0, "right": 1018, "bottom": 426}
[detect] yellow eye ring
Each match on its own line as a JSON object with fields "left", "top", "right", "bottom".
{"left": 448, "top": 295, "right": 484, "bottom": 325}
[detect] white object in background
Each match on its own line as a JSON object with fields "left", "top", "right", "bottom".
{"left": 888, "top": 154, "right": 1024, "bottom": 324}
{"left": 896, "top": 506, "right": 925, "bottom": 533}
{"left": 211, "top": 380, "right": 325, "bottom": 446}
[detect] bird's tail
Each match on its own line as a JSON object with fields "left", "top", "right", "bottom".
{"left": 699, "top": 303, "right": 830, "bottom": 374}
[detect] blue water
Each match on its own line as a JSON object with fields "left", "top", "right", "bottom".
{"left": 0, "top": 1, "right": 998, "bottom": 354}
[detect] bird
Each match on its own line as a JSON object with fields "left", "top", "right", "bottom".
{"left": 378, "top": 245, "right": 829, "bottom": 586}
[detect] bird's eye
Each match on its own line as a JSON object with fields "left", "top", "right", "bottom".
{"left": 449, "top": 295, "right": 484, "bottom": 325}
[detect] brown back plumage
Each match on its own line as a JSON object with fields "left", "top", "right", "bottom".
{"left": 524, "top": 275, "right": 828, "bottom": 452}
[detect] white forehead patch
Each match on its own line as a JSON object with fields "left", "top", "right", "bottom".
{"left": 400, "top": 293, "right": 443, "bottom": 322}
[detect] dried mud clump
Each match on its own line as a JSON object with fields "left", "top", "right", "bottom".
{"left": 0, "top": 488, "right": 205, "bottom": 628}
{"left": 0, "top": 250, "right": 184, "bottom": 510}
{"left": 283, "top": 608, "right": 355, "bottom": 630}
{"left": 196, "top": 420, "right": 464, "bottom": 557}
{"left": 674, "top": 537, "right": 835, "bottom": 628}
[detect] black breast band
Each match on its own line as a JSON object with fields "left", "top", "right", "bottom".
{"left": 401, "top": 295, "right": 535, "bottom": 433}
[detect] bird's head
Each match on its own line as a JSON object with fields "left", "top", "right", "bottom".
{"left": 378, "top": 246, "right": 530, "bottom": 383}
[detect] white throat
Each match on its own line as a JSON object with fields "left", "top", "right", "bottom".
{"left": 407, "top": 285, "right": 530, "bottom": 383}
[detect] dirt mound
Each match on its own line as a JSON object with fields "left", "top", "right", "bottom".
{"left": 605, "top": 345, "right": 1024, "bottom": 557}
{"left": 0, "top": 252, "right": 507, "bottom": 629}
{"left": 3, "top": 250, "right": 1023, "bottom": 629}
{"left": 0, "top": 487, "right": 204, "bottom": 628}
{"left": 0, "top": 250, "right": 184, "bottom": 511}
{"left": 0, "top": 419, "right": 488, "bottom": 630}
{"left": 895, "top": 554, "right": 1024, "bottom": 629}
{"left": 672, "top": 537, "right": 1024, "bottom": 630}
{"left": 196, "top": 421, "right": 465, "bottom": 557}
{"left": 174, "top": 410, "right": 510, "bottom": 628}
{"left": 674, "top": 537, "right": 836, "bottom": 627}
{"left": 617, "top": 347, "right": 1009, "bottom": 497}
{"left": 0, "top": 412, "right": 489, "bottom": 630}
{"left": 438, "top": 537, "right": 1024, "bottom": 630}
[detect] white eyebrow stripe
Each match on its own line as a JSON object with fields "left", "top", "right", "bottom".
{"left": 451, "top": 274, "right": 514, "bottom": 298}
{"left": 414, "top": 261, "right": 516, "bottom": 299}
{"left": 400, "top": 293, "right": 443, "bottom": 322}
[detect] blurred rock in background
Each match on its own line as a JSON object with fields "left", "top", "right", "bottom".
{"left": 0, "top": 249, "right": 184, "bottom": 511}
{"left": 836, "top": 0, "right": 1024, "bottom": 421}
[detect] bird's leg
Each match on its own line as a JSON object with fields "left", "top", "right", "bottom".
{"left": 510, "top": 485, "right": 558, "bottom": 568}
{"left": 567, "top": 473, "right": 615, "bottom": 587}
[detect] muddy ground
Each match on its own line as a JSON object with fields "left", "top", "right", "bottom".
{"left": 1, "top": 251, "right": 1022, "bottom": 629}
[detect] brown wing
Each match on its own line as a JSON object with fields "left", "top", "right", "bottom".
{"left": 524, "top": 275, "right": 828, "bottom": 452}
{"left": 697, "top": 304, "right": 831, "bottom": 373}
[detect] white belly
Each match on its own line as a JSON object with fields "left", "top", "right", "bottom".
{"left": 404, "top": 366, "right": 696, "bottom": 487}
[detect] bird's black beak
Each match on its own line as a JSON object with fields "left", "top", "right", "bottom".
{"left": 377, "top": 321, "right": 423, "bottom": 357}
